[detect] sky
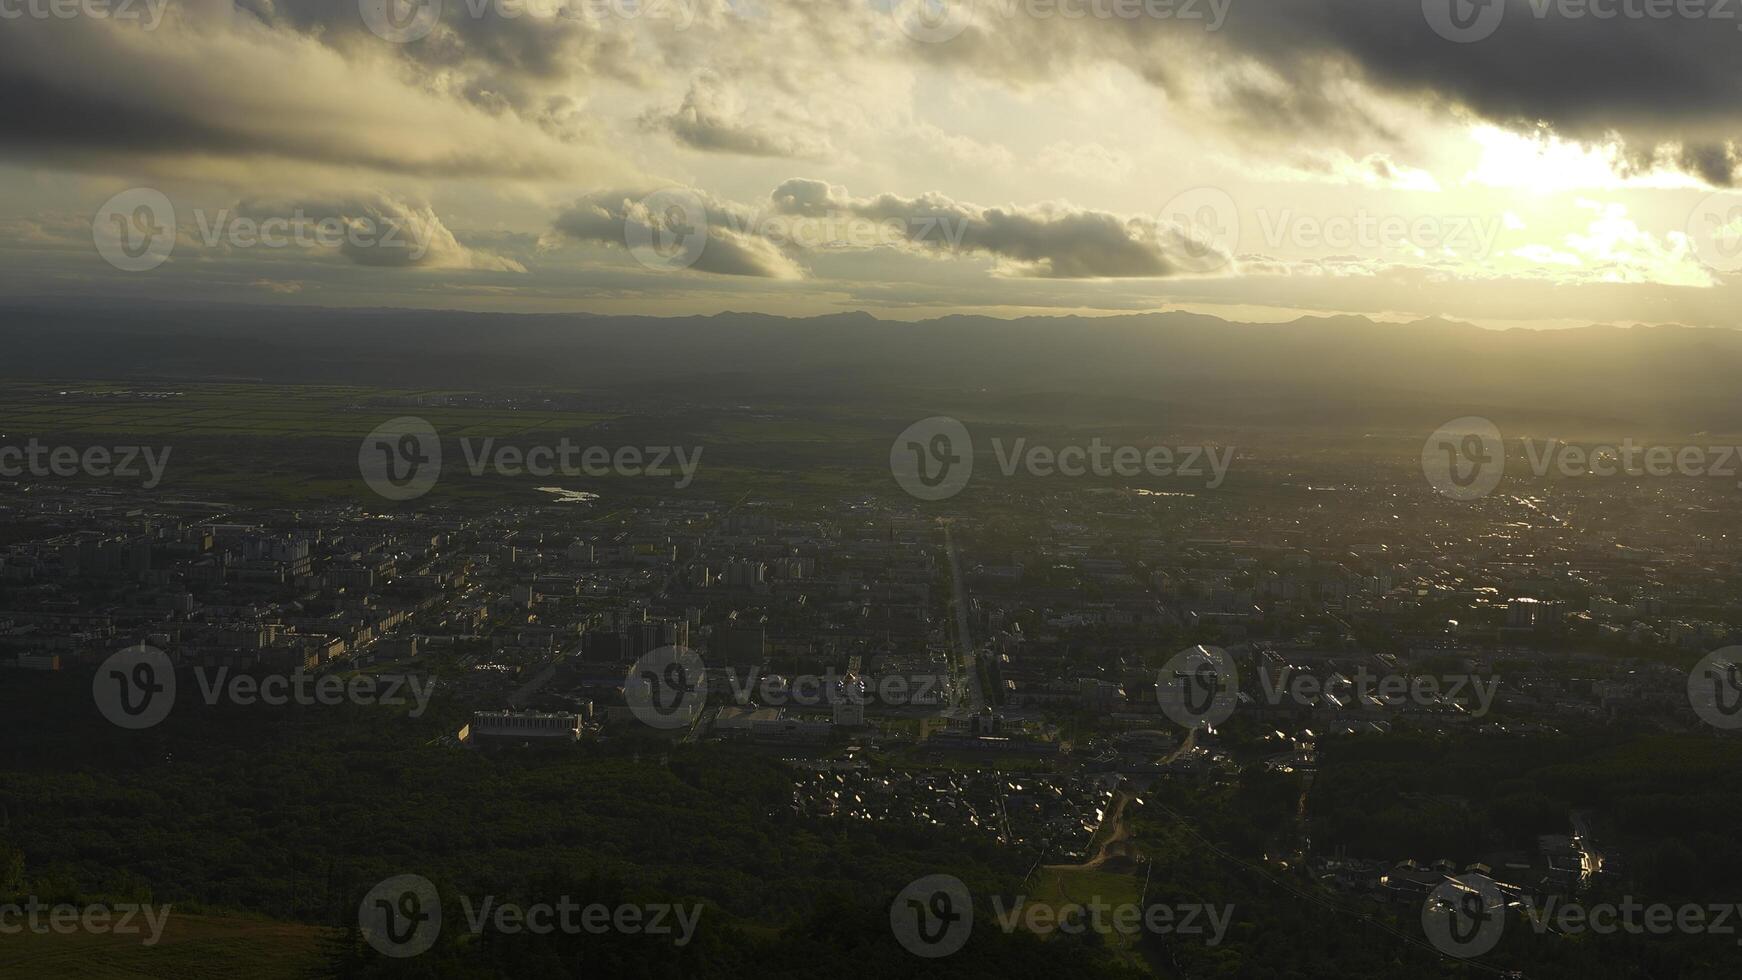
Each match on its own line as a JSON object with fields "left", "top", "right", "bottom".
{"left": 2, "top": 0, "right": 1741, "bottom": 327}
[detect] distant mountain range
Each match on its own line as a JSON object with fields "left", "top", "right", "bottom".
{"left": 5, "top": 301, "right": 1740, "bottom": 436}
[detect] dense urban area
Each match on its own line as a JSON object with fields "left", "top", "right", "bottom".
{"left": 2, "top": 382, "right": 1739, "bottom": 977}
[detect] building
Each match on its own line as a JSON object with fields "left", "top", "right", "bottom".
{"left": 464, "top": 710, "right": 581, "bottom": 747}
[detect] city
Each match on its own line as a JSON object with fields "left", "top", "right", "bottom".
{"left": 6, "top": 0, "right": 1742, "bottom": 975}
{"left": 1, "top": 366, "right": 1739, "bottom": 975}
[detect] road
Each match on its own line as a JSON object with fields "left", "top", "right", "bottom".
{"left": 1571, "top": 809, "right": 1605, "bottom": 881}
{"left": 941, "top": 520, "right": 985, "bottom": 715}
{"left": 507, "top": 661, "right": 557, "bottom": 708}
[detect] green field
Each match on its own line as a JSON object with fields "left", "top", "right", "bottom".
{"left": 0, "top": 382, "right": 612, "bottom": 439}
{"left": 0, "top": 913, "right": 328, "bottom": 979}
{"left": 0, "top": 380, "right": 894, "bottom": 506}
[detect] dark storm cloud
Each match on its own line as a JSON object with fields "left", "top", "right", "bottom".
{"left": 1230, "top": 2, "right": 1737, "bottom": 140}
{"left": 3, "top": 0, "right": 1737, "bottom": 190}
{"left": 0, "top": 9, "right": 593, "bottom": 177}
{"left": 892, "top": 0, "right": 1741, "bottom": 182}
{"left": 1101, "top": 0, "right": 1741, "bottom": 180}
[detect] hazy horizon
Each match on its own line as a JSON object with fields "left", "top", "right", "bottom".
{"left": 3, "top": 0, "right": 1740, "bottom": 328}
